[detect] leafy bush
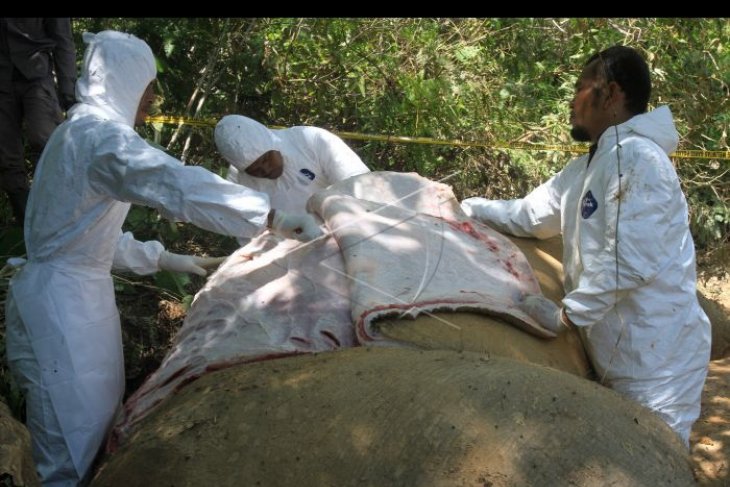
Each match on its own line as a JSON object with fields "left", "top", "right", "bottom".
{"left": 64, "top": 18, "right": 727, "bottom": 249}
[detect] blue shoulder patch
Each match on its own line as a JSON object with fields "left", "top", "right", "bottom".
{"left": 581, "top": 190, "right": 598, "bottom": 219}
{"left": 299, "top": 168, "right": 316, "bottom": 181}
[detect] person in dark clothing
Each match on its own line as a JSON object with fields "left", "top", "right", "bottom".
{"left": 0, "top": 18, "right": 77, "bottom": 225}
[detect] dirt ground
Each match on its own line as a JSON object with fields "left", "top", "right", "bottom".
{"left": 692, "top": 258, "right": 730, "bottom": 485}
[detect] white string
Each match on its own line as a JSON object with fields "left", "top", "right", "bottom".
{"left": 597, "top": 53, "right": 627, "bottom": 385}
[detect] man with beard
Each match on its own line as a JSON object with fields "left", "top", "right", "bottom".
{"left": 460, "top": 45, "right": 710, "bottom": 448}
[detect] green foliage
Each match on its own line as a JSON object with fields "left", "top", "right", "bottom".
{"left": 152, "top": 270, "right": 194, "bottom": 303}
{"left": 3, "top": 18, "right": 726, "bottom": 282}
{"left": 685, "top": 163, "right": 730, "bottom": 247}
{"left": 64, "top": 19, "right": 728, "bottom": 251}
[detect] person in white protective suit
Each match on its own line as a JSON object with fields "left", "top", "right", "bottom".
{"left": 461, "top": 45, "right": 710, "bottom": 447}
{"left": 215, "top": 114, "right": 370, "bottom": 216}
{"left": 4, "top": 31, "right": 322, "bottom": 486}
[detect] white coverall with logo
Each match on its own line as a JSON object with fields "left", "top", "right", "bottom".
{"left": 216, "top": 115, "right": 370, "bottom": 215}
{"left": 462, "top": 106, "right": 711, "bottom": 446}
{"left": 5, "top": 31, "right": 272, "bottom": 485}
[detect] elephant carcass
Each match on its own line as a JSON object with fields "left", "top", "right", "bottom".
{"left": 95, "top": 172, "right": 694, "bottom": 486}
{"left": 112, "top": 172, "right": 587, "bottom": 445}
{"left": 92, "top": 348, "right": 694, "bottom": 487}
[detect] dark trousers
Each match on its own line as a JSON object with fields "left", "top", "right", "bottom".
{"left": 0, "top": 75, "right": 62, "bottom": 222}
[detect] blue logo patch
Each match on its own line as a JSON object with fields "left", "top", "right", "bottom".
{"left": 581, "top": 190, "right": 598, "bottom": 219}
{"left": 299, "top": 168, "right": 316, "bottom": 181}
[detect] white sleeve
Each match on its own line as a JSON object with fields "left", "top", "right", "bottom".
{"left": 87, "top": 123, "right": 270, "bottom": 240}
{"left": 563, "top": 144, "right": 684, "bottom": 326}
{"left": 112, "top": 231, "right": 165, "bottom": 275}
{"left": 313, "top": 129, "right": 370, "bottom": 183}
{"left": 463, "top": 173, "right": 563, "bottom": 239}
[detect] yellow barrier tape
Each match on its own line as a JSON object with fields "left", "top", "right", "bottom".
{"left": 147, "top": 115, "right": 730, "bottom": 161}
{"left": 148, "top": 115, "right": 219, "bottom": 128}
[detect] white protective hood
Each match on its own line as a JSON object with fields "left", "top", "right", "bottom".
{"left": 622, "top": 105, "right": 679, "bottom": 155}
{"left": 215, "top": 115, "right": 281, "bottom": 169}
{"left": 73, "top": 30, "right": 156, "bottom": 127}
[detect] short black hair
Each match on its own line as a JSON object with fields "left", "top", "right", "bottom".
{"left": 584, "top": 45, "right": 651, "bottom": 115}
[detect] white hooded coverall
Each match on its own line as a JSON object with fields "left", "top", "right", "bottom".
{"left": 5, "top": 31, "right": 271, "bottom": 485}
{"left": 463, "top": 106, "right": 711, "bottom": 446}
{"left": 216, "top": 115, "right": 370, "bottom": 215}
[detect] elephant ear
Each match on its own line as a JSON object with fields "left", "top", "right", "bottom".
{"left": 509, "top": 235, "right": 565, "bottom": 302}
{"left": 377, "top": 233, "right": 590, "bottom": 378}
